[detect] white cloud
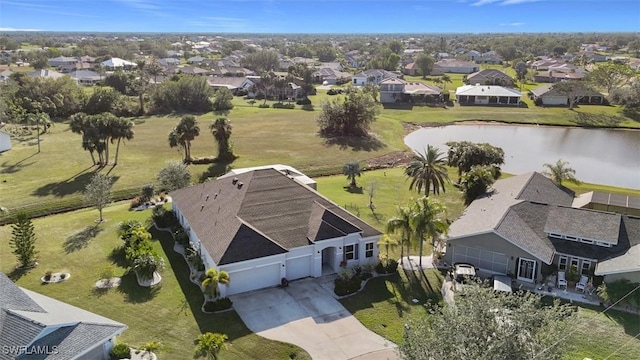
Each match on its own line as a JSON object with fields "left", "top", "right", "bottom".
{"left": 471, "top": 0, "right": 501, "bottom": 6}
{"left": 114, "top": 0, "right": 168, "bottom": 17}
{"left": 500, "top": 0, "right": 541, "bottom": 4}
{"left": 499, "top": 22, "right": 526, "bottom": 26}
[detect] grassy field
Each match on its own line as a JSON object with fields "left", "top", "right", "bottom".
{"left": 0, "top": 203, "right": 310, "bottom": 360}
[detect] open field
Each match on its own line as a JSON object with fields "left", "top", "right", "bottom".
{"left": 0, "top": 203, "right": 310, "bottom": 360}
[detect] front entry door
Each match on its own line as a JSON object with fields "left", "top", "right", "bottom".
{"left": 517, "top": 258, "right": 536, "bottom": 283}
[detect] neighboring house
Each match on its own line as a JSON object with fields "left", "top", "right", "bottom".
{"left": 28, "top": 69, "right": 66, "bottom": 79}
{"left": 158, "top": 58, "right": 181, "bottom": 66}
{"left": 207, "top": 76, "right": 254, "bottom": 94}
{"left": 534, "top": 70, "right": 586, "bottom": 83}
{"left": 170, "top": 167, "right": 381, "bottom": 296}
{"left": 48, "top": 56, "right": 78, "bottom": 68}
{"left": 403, "top": 62, "right": 419, "bottom": 76}
{"left": 479, "top": 51, "right": 503, "bottom": 64}
{"left": 101, "top": 58, "right": 137, "bottom": 71}
{"left": 317, "top": 61, "right": 342, "bottom": 71}
{"left": 59, "top": 62, "right": 93, "bottom": 73}
{"left": 465, "top": 69, "right": 515, "bottom": 87}
{"left": 455, "top": 84, "right": 521, "bottom": 105}
{"left": 0, "top": 130, "right": 11, "bottom": 153}
{"left": 379, "top": 78, "right": 442, "bottom": 103}
{"left": 529, "top": 84, "right": 605, "bottom": 106}
{"left": 464, "top": 50, "right": 482, "bottom": 62}
{"left": 179, "top": 66, "right": 209, "bottom": 76}
{"left": 352, "top": 69, "right": 399, "bottom": 85}
{"left": 0, "top": 69, "right": 13, "bottom": 81}
{"left": 531, "top": 58, "right": 565, "bottom": 71}
{"left": 187, "top": 56, "right": 206, "bottom": 64}
{"left": 442, "top": 172, "right": 640, "bottom": 284}
{"left": 312, "top": 68, "right": 352, "bottom": 85}
{"left": 79, "top": 55, "right": 96, "bottom": 64}
{"left": 0, "top": 272, "right": 127, "bottom": 360}
{"left": 69, "top": 70, "right": 102, "bottom": 85}
{"left": 435, "top": 52, "right": 452, "bottom": 60}
{"left": 573, "top": 192, "right": 640, "bottom": 217}
{"left": 435, "top": 59, "right": 479, "bottom": 74}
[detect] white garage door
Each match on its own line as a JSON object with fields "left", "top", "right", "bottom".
{"left": 225, "top": 263, "right": 281, "bottom": 296}
{"left": 286, "top": 256, "right": 312, "bottom": 280}
{"left": 452, "top": 246, "right": 508, "bottom": 274}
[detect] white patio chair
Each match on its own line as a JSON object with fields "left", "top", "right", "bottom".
{"left": 557, "top": 271, "right": 567, "bottom": 289}
{"left": 575, "top": 275, "right": 589, "bottom": 292}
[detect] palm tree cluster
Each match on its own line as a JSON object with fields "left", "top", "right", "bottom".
{"left": 386, "top": 196, "right": 449, "bottom": 269}
{"left": 69, "top": 112, "right": 134, "bottom": 166}
{"left": 201, "top": 268, "right": 230, "bottom": 299}
{"left": 168, "top": 115, "right": 200, "bottom": 163}
{"left": 210, "top": 117, "right": 236, "bottom": 162}
{"left": 543, "top": 159, "right": 580, "bottom": 186}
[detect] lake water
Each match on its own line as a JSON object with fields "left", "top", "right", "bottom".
{"left": 404, "top": 124, "right": 640, "bottom": 189}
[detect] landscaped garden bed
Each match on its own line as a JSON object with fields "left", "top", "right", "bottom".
{"left": 41, "top": 271, "right": 70, "bottom": 283}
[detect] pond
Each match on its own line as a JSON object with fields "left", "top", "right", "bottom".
{"left": 404, "top": 124, "right": 640, "bottom": 189}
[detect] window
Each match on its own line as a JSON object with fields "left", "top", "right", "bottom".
{"left": 581, "top": 261, "right": 592, "bottom": 276}
{"left": 580, "top": 238, "right": 594, "bottom": 244}
{"left": 365, "top": 243, "right": 374, "bottom": 258}
{"left": 558, "top": 256, "right": 568, "bottom": 271}
{"left": 549, "top": 233, "right": 562, "bottom": 239}
{"left": 569, "top": 258, "right": 579, "bottom": 272}
{"left": 345, "top": 244, "right": 359, "bottom": 260}
{"left": 565, "top": 235, "right": 577, "bottom": 241}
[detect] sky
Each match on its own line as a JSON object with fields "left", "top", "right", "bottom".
{"left": 0, "top": 0, "right": 638, "bottom": 33}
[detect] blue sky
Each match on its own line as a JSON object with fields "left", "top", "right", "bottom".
{"left": 0, "top": 0, "right": 638, "bottom": 33}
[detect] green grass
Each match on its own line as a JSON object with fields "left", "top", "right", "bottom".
{"left": 339, "top": 269, "right": 445, "bottom": 344}
{"left": 0, "top": 202, "right": 310, "bottom": 360}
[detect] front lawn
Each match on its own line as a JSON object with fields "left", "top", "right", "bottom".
{"left": 0, "top": 203, "right": 310, "bottom": 360}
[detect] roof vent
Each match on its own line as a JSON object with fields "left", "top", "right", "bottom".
{"left": 201, "top": 204, "right": 205, "bottom": 211}
{"left": 232, "top": 177, "right": 238, "bottom": 184}
{"left": 205, "top": 194, "right": 210, "bottom": 201}
{"left": 237, "top": 182, "right": 243, "bottom": 189}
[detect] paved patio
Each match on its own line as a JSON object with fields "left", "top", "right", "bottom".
{"left": 230, "top": 277, "right": 398, "bottom": 360}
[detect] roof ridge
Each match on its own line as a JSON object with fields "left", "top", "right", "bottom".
{"left": 515, "top": 172, "right": 537, "bottom": 199}
{"left": 236, "top": 218, "right": 288, "bottom": 252}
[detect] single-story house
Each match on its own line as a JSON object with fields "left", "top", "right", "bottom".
{"left": 69, "top": 70, "right": 102, "bottom": 85}
{"left": 463, "top": 50, "right": 482, "bottom": 62}
{"left": 442, "top": 172, "right": 640, "bottom": 284}
{"left": 0, "top": 69, "right": 13, "bottom": 82}
{"left": 219, "top": 164, "right": 317, "bottom": 190}
{"left": 0, "top": 272, "right": 127, "bottom": 359}
{"left": 531, "top": 58, "right": 565, "bottom": 71}
{"left": 0, "top": 129, "right": 11, "bottom": 153}
{"left": 455, "top": 84, "right": 521, "bottom": 105}
{"left": 403, "top": 62, "right": 420, "bottom": 76}
{"left": 529, "top": 84, "right": 605, "bottom": 106}
{"left": 101, "top": 58, "right": 137, "bottom": 71}
{"left": 435, "top": 59, "right": 479, "bottom": 74}
{"left": 379, "top": 78, "right": 443, "bottom": 103}
{"left": 312, "top": 68, "right": 352, "bottom": 85}
{"left": 28, "top": 69, "right": 66, "bottom": 79}
{"left": 179, "top": 66, "right": 209, "bottom": 76}
{"left": 170, "top": 167, "right": 381, "bottom": 296}
{"left": 352, "top": 69, "right": 400, "bottom": 86}
{"left": 59, "top": 62, "right": 93, "bottom": 73}
{"left": 206, "top": 76, "right": 254, "bottom": 94}
{"left": 48, "top": 56, "right": 78, "bottom": 68}
{"left": 465, "top": 69, "right": 514, "bottom": 87}
{"left": 158, "top": 58, "right": 182, "bottom": 66}
{"left": 187, "top": 56, "right": 206, "bottom": 65}
{"left": 79, "top": 55, "right": 96, "bottom": 63}
{"left": 534, "top": 70, "right": 586, "bottom": 83}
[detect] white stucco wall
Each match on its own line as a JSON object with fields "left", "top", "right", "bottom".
{"left": 541, "top": 96, "right": 567, "bottom": 105}
{"left": 0, "top": 132, "right": 11, "bottom": 152}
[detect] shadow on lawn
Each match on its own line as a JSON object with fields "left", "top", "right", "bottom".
{"left": 323, "top": 135, "right": 385, "bottom": 152}
{"left": 0, "top": 153, "right": 38, "bottom": 174}
{"left": 198, "top": 160, "right": 234, "bottom": 183}
{"left": 604, "top": 308, "right": 640, "bottom": 337}
{"left": 116, "top": 271, "right": 161, "bottom": 303}
{"left": 32, "top": 168, "right": 117, "bottom": 198}
{"left": 150, "top": 226, "right": 252, "bottom": 339}
{"left": 63, "top": 225, "right": 103, "bottom": 253}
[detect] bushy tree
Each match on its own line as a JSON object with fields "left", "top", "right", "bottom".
{"left": 69, "top": 112, "right": 134, "bottom": 166}
{"left": 85, "top": 87, "right": 123, "bottom": 115}
{"left": 446, "top": 141, "right": 504, "bottom": 183}
{"left": 610, "top": 81, "right": 640, "bottom": 118}
{"left": 241, "top": 50, "right": 279, "bottom": 73}
{"left": 460, "top": 165, "right": 497, "bottom": 205}
{"left": 415, "top": 53, "right": 435, "bottom": 79}
{"left": 10, "top": 213, "right": 38, "bottom": 268}
{"left": 150, "top": 75, "right": 212, "bottom": 114}
{"left": 317, "top": 87, "right": 380, "bottom": 137}
{"left": 211, "top": 88, "right": 234, "bottom": 113}
{"left": 342, "top": 161, "right": 362, "bottom": 187}
{"left": 514, "top": 61, "right": 528, "bottom": 81}
{"left": 401, "top": 283, "right": 575, "bottom": 360}
{"left": 586, "top": 62, "right": 635, "bottom": 95}
{"left": 157, "top": 161, "right": 192, "bottom": 192}
{"left": 84, "top": 173, "right": 113, "bottom": 222}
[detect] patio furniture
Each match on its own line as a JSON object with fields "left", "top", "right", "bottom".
{"left": 557, "top": 271, "right": 567, "bottom": 289}
{"left": 575, "top": 275, "right": 589, "bottom": 293}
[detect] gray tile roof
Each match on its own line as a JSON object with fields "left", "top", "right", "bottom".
{"left": 18, "top": 323, "right": 125, "bottom": 360}
{"left": 171, "top": 168, "right": 380, "bottom": 265}
{"left": 596, "top": 216, "right": 640, "bottom": 275}
{"left": 544, "top": 206, "right": 621, "bottom": 244}
{"left": 496, "top": 202, "right": 555, "bottom": 263}
{"left": 0, "top": 273, "right": 126, "bottom": 360}
{"left": 516, "top": 172, "right": 574, "bottom": 206}
{"left": 0, "top": 273, "right": 45, "bottom": 313}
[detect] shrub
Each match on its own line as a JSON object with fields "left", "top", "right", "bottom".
{"left": 152, "top": 206, "right": 177, "bottom": 228}
{"left": 334, "top": 274, "right": 362, "bottom": 296}
{"left": 327, "top": 89, "right": 339, "bottom": 95}
{"left": 174, "top": 228, "right": 190, "bottom": 246}
{"left": 597, "top": 279, "right": 640, "bottom": 307}
{"left": 385, "top": 259, "right": 399, "bottom": 274}
{"left": 296, "top": 98, "right": 312, "bottom": 105}
{"left": 272, "top": 103, "right": 295, "bottom": 109}
{"left": 130, "top": 197, "right": 142, "bottom": 209}
{"left": 258, "top": 103, "right": 270, "bottom": 108}
{"left": 109, "top": 343, "right": 131, "bottom": 359}
{"left": 203, "top": 297, "right": 233, "bottom": 312}
{"left": 140, "top": 184, "right": 155, "bottom": 203}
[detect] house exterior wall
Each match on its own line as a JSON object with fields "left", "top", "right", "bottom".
{"left": 541, "top": 95, "right": 568, "bottom": 105}
{"left": 0, "top": 132, "right": 11, "bottom": 152}
{"left": 604, "top": 271, "right": 640, "bottom": 283}
{"left": 352, "top": 76, "right": 368, "bottom": 86}
{"left": 442, "top": 66, "right": 479, "bottom": 74}
{"left": 444, "top": 232, "right": 544, "bottom": 280}
{"left": 75, "top": 342, "right": 107, "bottom": 360}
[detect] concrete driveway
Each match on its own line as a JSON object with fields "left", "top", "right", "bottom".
{"left": 230, "top": 278, "right": 398, "bottom": 360}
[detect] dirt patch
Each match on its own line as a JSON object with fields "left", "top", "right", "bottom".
{"left": 365, "top": 151, "right": 413, "bottom": 170}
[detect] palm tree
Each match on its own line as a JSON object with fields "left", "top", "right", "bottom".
{"left": 112, "top": 118, "right": 134, "bottom": 165}
{"left": 377, "top": 234, "right": 399, "bottom": 262}
{"left": 410, "top": 196, "right": 449, "bottom": 269}
{"left": 543, "top": 159, "right": 580, "bottom": 186}
{"left": 210, "top": 117, "right": 235, "bottom": 162}
{"left": 405, "top": 145, "right": 450, "bottom": 196}
{"left": 386, "top": 205, "right": 413, "bottom": 264}
{"left": 201, "top": 268, "right": 230, "bottom": 299}
{"left": 169, "top": 116, "right": 200, "bottom": 163}
{"left": 342, "top": 161, "right": 362, "bottom": 188}
{"left": 194, "top": 332, "right": 228, "bottom": 360}
{"left": 441, "top": 74, "right": 452, "bottom": 91}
